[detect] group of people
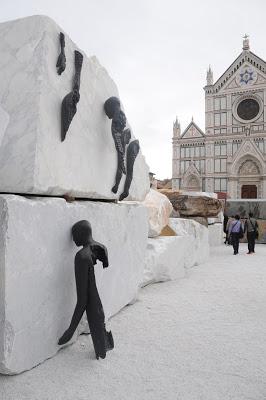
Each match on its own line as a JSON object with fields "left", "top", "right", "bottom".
{"left": 223, "top": 213, "right": 258, "bottom": 255}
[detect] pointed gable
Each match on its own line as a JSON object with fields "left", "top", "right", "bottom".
{"left": 183, "top": 162, "right": 201, "bottom": 177}
{"left": 231, "top": 138, "right": 265, "bottom": 173}
{"left": 212, "top": 50, "right": 266, "bottom": 94}
{"left": 181, "top": 121, "right": 205, "bottom": 139}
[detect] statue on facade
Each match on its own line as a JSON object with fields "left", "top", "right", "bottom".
{"left": 56, "top": 32, "right": 66, "bottom": 75}
{"left": 58, "top": 220, "right": 114, "bottom": 360}
{"left": 61, "top": 50, "right": 83, "bottom": 141}
{"left": 104, "top": 96, "right": 139, "bottom": 198}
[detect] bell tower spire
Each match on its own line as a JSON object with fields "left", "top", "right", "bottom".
{"left": 206, "top": 65, "right": 213, "bottom": 86}
{"left": 173, "top": 116, "right": 181, "bottom": 137}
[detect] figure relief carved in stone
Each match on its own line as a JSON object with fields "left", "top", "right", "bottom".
{"left": 104, "top": 97, "right": 140, "bottom": 200}
{"left": 61, "top": 50, "right": 83, "bottom": 141}
{"left": 239, "top": 159, "right": 260, "bottom": 175}
{"left": 56, "top": 32, "right": 66, "bottom": 75}
{"left": 58, "top": 220, "right": 114, "bottom": 360}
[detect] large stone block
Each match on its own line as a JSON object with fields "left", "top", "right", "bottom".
{"left": 142, "top": 236, "right": 188, "bottom": 287}
{"left": 169, "top": 218, "right": 209, "bottom": 266}
{"left": 208, "top": 223, "right": 224, "bottom": 246}
{"left": 159, "top": 190, "right": 222, "bottom": 218}
{"left": 0, "top": 195, "right": 148, "bottom": 374}
{"left": 0, "top": 15, "right": 149, "bottom": 200}
{"left": 142, "top": 189, "right": 173, "bottom": 237}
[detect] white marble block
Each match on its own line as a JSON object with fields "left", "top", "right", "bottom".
{"left": 208, "top": 223, "right": 224, "bottom": 246}
{"left": 169, "top": 218, "right": 209, "bottom": 266}
{"left": 0, "top": 15, "right": 149, "bottom": 200}
{"left": 142, "top": 236, "right": 188, "bottom": 287}
{"left": 0, "top": 195, "right": 148, "bottom": 374}
{"left": 142, "top": 189, "right": 173, "bottom": 237}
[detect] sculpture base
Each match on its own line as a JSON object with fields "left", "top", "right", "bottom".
{"left": 0, "top": 195, "right": 148, "bottom": 374}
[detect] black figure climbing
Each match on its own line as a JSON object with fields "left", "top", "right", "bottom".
{"left": 58, "top": 220, "right": 114, "bottom": 360}
{"left": 104, "top": 97, "right": 132, "bottom": 193}
{"left": 119, "top": 140, "right": 140, "bottom": 201}
{"left": 61, "top": 50, "right": 83, "bottom": 141}
{"left": 56, "top": 32, "right": 66, "bottom": 75}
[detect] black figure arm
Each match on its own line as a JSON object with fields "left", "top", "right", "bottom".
{"left": 61, "top": 50, "right": 83, "bottom": 141}
{"left": 92, "top": 243, "right": 109, "bottom": 269}
{"left": 58, "top": 252, "right": 89, "bottom": 345}
{"left": 56, "top": 32, "right": 66, "bottom": 75}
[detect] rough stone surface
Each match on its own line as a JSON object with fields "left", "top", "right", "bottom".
{"left": 169, "top": 218, "right": 209, "bottom": 266}
{"left": 181, "top": 191, "right": 218, "bottom": 199}
{"left": 0, "top": 195, "right": 148, "bottom": 375}
{"left": 187, "top": 216, "right": 208, "bottom": 227}
{"left": 208, "top": 223, "right": 224, "bottom": 246}
{"left": 0, "top": 15, "right": 149, "bottom": 200}
{"left": 142, "top": 236, "right": 188, "bottom": 287}
{"left": 159, "top": 190, "right": 222, "bottom": 218}
{"left": 142, "top": 189, "right": 173, "bottom": 237}
{"left": 208, "top": 211, "right": 224, "bottom": 225}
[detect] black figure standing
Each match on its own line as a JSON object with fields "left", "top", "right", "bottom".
{"left": 58, "top": 220, "right": 114, "bottom": 359}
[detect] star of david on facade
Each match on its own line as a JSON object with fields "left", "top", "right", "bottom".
{"left": 240, "top": 69, "right": 253, "bottom": 84}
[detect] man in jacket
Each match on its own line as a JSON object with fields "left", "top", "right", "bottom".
{"left": 228, "top": 215, "right": 243, "bottom": 255}
{"left": 244, "top": 212, "right": 258, "bottom": 254}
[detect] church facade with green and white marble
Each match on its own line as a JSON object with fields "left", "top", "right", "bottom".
{"left": 172, "top": 36, "right": 266, "bottom": 199}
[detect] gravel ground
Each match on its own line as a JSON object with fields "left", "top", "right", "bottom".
{"left": 1, "top": 243, "right": 266, "bottom": 400}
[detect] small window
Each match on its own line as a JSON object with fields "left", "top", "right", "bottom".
{"left": 221, "top": 144, "right": 227, "bottom": 156}
{"left": 214, "top": 98, "right": 220, "bottom": 110}
{"left": 221, "top": 112, "right": 227, "bottom": 125}
{"left": 214, "top": 114, "right": 220, "bottom": 126}
{"left": 221, "top": 97, "right": 226, "bottom": 109}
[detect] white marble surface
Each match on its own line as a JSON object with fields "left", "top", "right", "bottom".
{"left": 0, "top": 15, "right": 149, "bottom": 200}
{"left": 142, "top": 236, "right": 188, "bottom": 287}
{"left": 142, "top": 189, "right": 173, "bottom": 237}
{"left": 0, "top": 195, "right": 148, "bottom": 374}
{"left": 181, "top": 191, "right": 218, "bottom": 199}
{"left": 208, "top": 223, "right": 224, "bottom": 246}
{"left": 169, "top": 218, "right": 210, "bottom": 267}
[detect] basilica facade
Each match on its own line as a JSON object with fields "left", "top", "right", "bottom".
{"left": 172, "top": 36, "right": 266, "bottom": 199}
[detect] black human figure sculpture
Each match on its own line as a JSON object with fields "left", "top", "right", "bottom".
{"left": 119, "top": 140, "right": 140, "bottom": 201}
{"left": 56, "top": 32, "right": 66, "bottom": 75}
{"left": 61, "top": 50, "right": 83, "bottom": 141}
{"left": 58, "top": 220, "right": 114, "bottom": 360}
{"left": 104, "top": 97, "right": 131, "bottom": 192}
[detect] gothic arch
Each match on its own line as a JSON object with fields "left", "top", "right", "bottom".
{"left": 238, "top": 159, "right": 261, "bottom": 176}
{"left": 233, "top": 155, "right": 262, "bottom": 176}
{"left": 183, "top": 174, "right": 201, "bottom": 191}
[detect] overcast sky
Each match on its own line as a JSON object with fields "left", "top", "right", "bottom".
{"left": 1, "top": 0, "right": 266, "bottom": 179}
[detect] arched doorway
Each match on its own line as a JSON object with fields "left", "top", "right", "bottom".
{"left": 241, "top": 185, "right": 257, "bottom": 198}
{"left": 238, "top": 159, "right": 260, "bottom": 199}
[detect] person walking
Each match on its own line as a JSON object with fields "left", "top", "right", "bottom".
{"left": 226, "top": 215, "right": 235, "bottom": 245}
{"left": 223, "top": 214, "right": 229, "bottom": 244}
{"left": 228, "top": 215, "right": 243, "bottom": 255}
{"left": 244, "top": 212, "right": 258, "bottom": 254}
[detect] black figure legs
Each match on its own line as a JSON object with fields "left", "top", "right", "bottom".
{"left": 58, "top": 256, "right": 88, "bottom": 345}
